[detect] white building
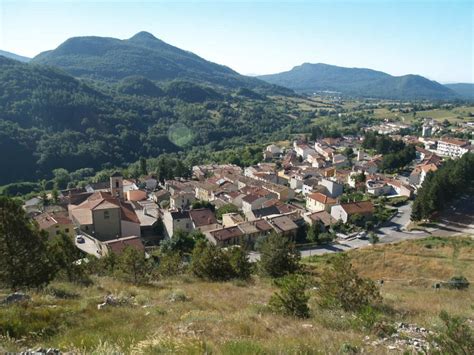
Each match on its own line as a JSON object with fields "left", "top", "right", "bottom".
{"left": 436, "top": 138, "right": 470, "bottom": 158}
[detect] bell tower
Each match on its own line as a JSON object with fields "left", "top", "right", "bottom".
{"left": 110, "top": 171, "right": 124, "bottom": 199}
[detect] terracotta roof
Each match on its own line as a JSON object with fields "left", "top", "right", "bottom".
{"left": 307, "top": 192, "right": 337, "bottom": 205}
{"left": 439, "top": 138, "right": 469, "bottom": 147}
{"left": 341, "top": 201, "right": 374, "bottom": 215}
{"left": 170, "top": 210, "right": 190, "bottom": 220}
{"left": 35, "top": 212, "right": 72, "bottom": 230}
{"left": 254, "top": 219, "right": 274, "bottom": 232}
{"left": 421, "top": 163, "right": 438, "bottom": 173}
{"left": 105, "top": 236, "right": 144, "bottom": 254}
{"left": 270, "top": 215, "right": 299, "bottom": 232}
{"left": 189, "top": 208, "right": 217, "bottom": 227}
{"left": 210, "top": 226, "right": 244, "bottom": 241}
{"left": 242, "top": 194, "right": 262, "bottom": 204}
{"left": 308, "top": 211, "right": 336, "bottom": 227}
{"left": 120, "top": 202, "right": 141, "bottom": 224}
{"left": 252, "top": 206, "right": 280, "bottom": 218}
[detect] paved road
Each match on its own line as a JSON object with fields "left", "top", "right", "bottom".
{"left": 249, "top": 200, "right": 473, "bottom": 262}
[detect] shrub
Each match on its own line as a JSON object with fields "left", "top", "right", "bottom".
{"left": 431, "top": 310, "right": 474, "bottom": 354}
{"left": 269, "top": 275, "right": 310, "bottom": 318}
{"left": 156, "top": 252, "right": 186, "bottom": 277}
{"left": 445, "top": 275, "right": 470, "bottom": 290}
{"left": 258, "top": 233, "right": 301, "bottom": 278}
{"left": 318, "top": 254, "right": 382, "bottom": 312}
{"left": 228, "top": 246, "right": 252, "bottom": 280}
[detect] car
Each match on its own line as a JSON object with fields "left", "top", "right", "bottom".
{"left": 76, "top": 236, "right": 85, "bottom": 244}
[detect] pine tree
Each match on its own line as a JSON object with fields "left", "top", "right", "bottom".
{"left": 0, "top": 196, "right": 55, "bottom": 289}
{"left": 258, "top": 233, "right": 301, "bottom": 278}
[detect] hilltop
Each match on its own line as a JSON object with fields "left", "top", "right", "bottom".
{"left": 0, "top": 50, "right": 31, "bottom": 63}
{"left": 258, "top": 63, "right": 458, "bottom": 100}
{"left": 0, "top": 236, "right": 472, "bottom": 353}
{"left": 31, "top": 31, "right": 290, "bottom": 95}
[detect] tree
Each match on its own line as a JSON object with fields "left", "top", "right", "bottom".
{"left": 216, "top": 203, "right": 239, "bottom": 220}
{"left": 0, "top": 196, "right": 56, "bottom": 289}
{"left": 160, "top": 229, "right": 196, "bottom": 255}
{"left": 190, "top": 240, "right": 234, "bottom": 281}
{"left": 118, "top": 247, "right": 149, "bottom": 284}
{"left": 228, "top": 246, "right": 252, "bottom": 280}
{"left": 49, "top": 232, "right": 88, "bottom": 283}
{"left": 51, "top": 184, "right": 59, "bottom": 204}
{"left": 318, "top": 254, "right": 381, "bottom": 312}
{"left": 139, "top": 157, "right": 148, "bottom": 176}
{"left": 156, "top": 251, "right": 186, "bottom": 277}
{"left": 52, "top": 168, "right": 71, "bottom": 189}
{"left": 269, "top": 275, "right": 310, "bottom": 318}
{"left": 258, "top": 233, "right": 301, "bottom": 278}
{"left": 306, "top": 222, "right": 321, "bottom": 243}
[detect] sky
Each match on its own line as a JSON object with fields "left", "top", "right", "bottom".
{"left": 0, "top": 0, "right": 472, "bottom": 83}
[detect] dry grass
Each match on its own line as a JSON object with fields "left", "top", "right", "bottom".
{"left": 1, "top": 236, "right": 472, "bottom": 353}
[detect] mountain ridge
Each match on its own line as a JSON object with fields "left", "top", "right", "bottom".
{"left": 31, "top": 32, "right": 291, "bottom": 95}
{"left": 258, "top": 63, "right": 458, "bottom": 100}
{"left": 0, "top": 50, "right": 31, "bottom": 63}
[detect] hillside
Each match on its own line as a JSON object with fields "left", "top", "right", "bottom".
{"left": 0, "top": 50, "right": 30, "bottom": 62}
{"left": 445, "top": 83, "right": 474, "bottom": 100}
{"left": 0, "top": 236, "right": 472, "bottom": 353}
{"left": 258, "top": 63, "right": 458, "bottom": 100}
{"left": 31, "top": 31, "right": 290, "bottom": 95}
{"left": 0, "top": 55, "right": 294, "bottom": 185}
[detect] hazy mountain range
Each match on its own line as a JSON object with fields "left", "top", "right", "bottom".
{"left": 258, "top": 63, "right": 468, "bottom": 100}
{"left": 0, "top": 50, "right": 31, "bottom": 63}
{"left": 1, "top": 32, "right": 472, "bottom": 100}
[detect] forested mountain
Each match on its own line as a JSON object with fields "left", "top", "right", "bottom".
{"left": 0, "top": 50, "right": 31, "bottom": 62}
{"left": 258, "top": 63, "right": 458, "bottom": 100}
{"left": 0, "top": 55, "right": 294, "bottom": 185}
{"left": 444, "top": 83, "right": 474, "bottom": 100}
{"left": 31, "top": 31, "right": 290, "bottom": 95}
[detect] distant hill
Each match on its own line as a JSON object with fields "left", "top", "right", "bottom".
{"left": 0, "top": 50, "right": 30, "bottom": 63}
{"left": 31, "top": 31, "right": 290, "bottom": 95}
{"left": 258, "top": 63, "right": 458, "bottom": 100}
{"left": 444, "top": 83, "right": 474, "bottom": 100}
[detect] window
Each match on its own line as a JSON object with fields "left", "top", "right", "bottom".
{"left": 65, "top": 228, "right": 69, "bottom": 233}
{"left": 115, "top": 181, "right": 119, "bottom": 188}
{"left": 56, "top": 230, "right": 60, "bottom": 235}
{"left": 104, "top": 211, "right": 110, "bottom": 219}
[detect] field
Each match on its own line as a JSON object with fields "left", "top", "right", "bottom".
{"left": 372, "top": 105, "right": 474, "bottom": 124}
{"left": 0, "top": 236, "right": 472, "bottom": 354}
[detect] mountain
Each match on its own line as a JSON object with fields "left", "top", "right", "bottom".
{"left": 444, "top": 83, "right": 474, "bottom": 100}
{"left": 258, "top": 63, "right": 458, "bottom": 100}
{"left": 0, "top": 50, "right": 31, "bottom": 62}
{"left": 31, "top": 31, "right": 290, "bottom": 94}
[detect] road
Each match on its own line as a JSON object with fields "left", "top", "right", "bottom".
{"left": 249, "top": 200, "right": 473, "bottom": 262}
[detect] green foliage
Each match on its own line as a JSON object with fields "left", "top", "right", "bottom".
{"left": 117, "top": 247, "right": 150, "bottom": 284}
{"left": 156, "top": 252, "right": 186, "bottom": 277}
{"left": 269, "top": 275, "right": 310, "bottom": 318}
{"left": 49, "top": 232, "right": 89, "bottom": 284}
{"left": 258, "top": 233, "right": 301, "bottom": 278}
{"left": 215, "top": 203, "right": 239, "bottom": 219}
{"left": 259, "top": 63, "right": 457, "bottom": 100}
{"left": 318, "top": 254, "right": 382, "bottom": 312}
{"left": 160, "top": 229, "right": 203, "bottom": 255}
{"left": 431, "top": 311, "right": 474, "bottom": 355}
{"left": 445, "top": 276, "right": 470, "bottom": 290}
{"left": 0, "top": 196, "right": 56, "bottom": 289}
{"left": 412, "top": 153, "right": 474, "bottom": 221}
{"left": 118, "top": 76, "right": 164, "bottom": 97}
{"left": 190, "top": 241, "right": 252, "bottom": 281}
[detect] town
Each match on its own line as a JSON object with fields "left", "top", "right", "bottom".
{"left": 26, "top": 119, "right": 473, "bottom": 259}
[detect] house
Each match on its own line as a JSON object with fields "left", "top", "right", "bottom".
{"left": 306, "top": 192, "right": 337, "bottom": 212}
{"left": 170, "top": 191, "right": 196, "bottom": 210}
{"left": 268, "top": 215, "right": 299, "bottom": 238}
{"left": 195, "top": 182, "right": 219, "bottom": 202}
{"left": 189, "top": 208, "right": 220, "bottom": 232}
{"left": 69, "top": 191, "right": 141, "bottom": 241}
{"left": 302, "top": 177, "right": 322, "bottom": 195}
{"left": 247, "top": 205, "right": 281, "bottom": 221}
{"left": 332, "top": 154, "right": 348, "bottom": 168}
{"left": 307, "top": 152, "right": 326, "bottom": 168}
{"left": 141, "top": 174, "right": 158, "bottom": 191}
{"left": 125, "top": 189, "right": 148, "bottom": 202}
{"left": 304, "top": 211, "right": 336, "bottom": 229}
{"left": 151, "top": 189, "right": 171, "bottom": 204}
{"left": 23, "top": 197, "right": 43, "bottom": 215}
{"left": 34, "top": 212, "right": 74, "bottom": 239}
{"left": 331, "top": 201, "right": 374, "bottom": 223}
{"left": 207, "top": 226, "right": 244, "bottom": 247}
{"left": 293, "top": 141, "right": 314, "bottom": 159}
{"left": 262, "top": 182, "right": 294, "bottom": 201}
{"left": 242, "top": 194, "right": 271, "bottom": 215}
{"left": 319, "top": 178, "right": 343, "bottom": 198}
{"left": 436, "top": 138, "right": 470, "bottom": 158}
{"left": 222, "top": 212, "right": 245, "bottom": 227}
{"left": 314, "top": 142, "right": 335, "bottom": 160}
{"left": 409, "top": 163, "right": 438, "bottom": 187}
{"left": 163, "top": 210, "right": 192, "bottom": 238}
{"left": 264, "top": 144, "right": 283, "bottom": 160}
{"left": 105, "top": 236, "right": 145, "bottom": 255}
{"left": 122, "top": 179, "right": 139, "bottom": 193}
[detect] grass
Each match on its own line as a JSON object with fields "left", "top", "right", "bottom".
{"left": 0, "top": 236, "right": 473, "bottom": 353}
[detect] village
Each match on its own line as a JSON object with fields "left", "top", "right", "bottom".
{"left": 24, "top": 120, "right": 473, "bottom": 260}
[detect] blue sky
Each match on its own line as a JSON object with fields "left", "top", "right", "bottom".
{"left": 0, "top": 0, "right": 472, "bottom": 83}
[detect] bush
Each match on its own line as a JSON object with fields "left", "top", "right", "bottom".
{"left": 156, "top": 252, "right": 186, "bottom": 277}
{"left": 431, "top": 310, "right": 474, "bottom": 354}
{"left": 269, "top": 275, "right": 310, "bottom": 318}
{"left": 445, "top": 275, "right": 470, "bottom": 290}
{"left": 258, "top": 233, "right": 301, "bottom": 278}
{"left": 318, "top": 254, "right": 382, "bottom": 312}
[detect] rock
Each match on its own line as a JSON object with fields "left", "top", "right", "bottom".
{"left": 1, "top": 292, "right": 30, "bottom": 305}
{"left": 302, "top": 323, "right": 313, "bottom": 328}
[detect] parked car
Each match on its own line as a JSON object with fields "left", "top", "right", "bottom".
{"left": 76, "top": 236, "right": 85, "bottom": 244}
